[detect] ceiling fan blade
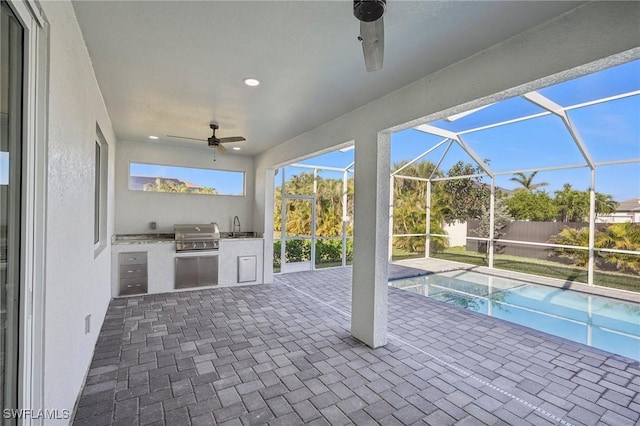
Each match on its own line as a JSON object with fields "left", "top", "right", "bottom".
{"left": 360, "top": 18, "right": 384, "bottom": 72}
{"left": 216, "top": 143, "right": 228, "bottom": 155}
{"left": 166, "top": 135, "right": 207, "bottom": 141}
{"left": 218, "top": 136, "right": 246, "bottom": 143}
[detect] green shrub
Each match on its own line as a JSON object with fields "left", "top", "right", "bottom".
{"left": 551, "top": 223, "right": 640, "bottom": 273}
{"left": 285, "top": 239, "right": 311, "bottom": 263}
{"left": 315, "top": 239, "right": 342, "bottom": 263}
{"left": 273, "top": 240, "right": 282, "bottom": 269}
{"left": 314, "top": 239, "right": 353, "bottom": 264}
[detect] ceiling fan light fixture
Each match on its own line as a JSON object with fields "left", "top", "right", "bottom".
{"left": 243, "top": 78, "right": 260, "bottom": 87}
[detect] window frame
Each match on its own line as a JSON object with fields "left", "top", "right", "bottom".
{"left": 128, "top": 161, "right": 246, "bottom": 197}
{"left": 93, "top": 125, "right": 108, "bottom": 256}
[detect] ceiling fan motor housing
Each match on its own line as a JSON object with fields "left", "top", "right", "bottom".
{"left": 208, "top": 123, "right": 220, "bottom": 145}
{"left": 354, "top": 0, "right": 386, "bottom": 22}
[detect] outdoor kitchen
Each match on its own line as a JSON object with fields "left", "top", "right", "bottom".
{"left": 111, "top": 223, "right": 265, "bottom": 297}
{"left": 110, "top": 139, "right": 264, "bottom": 297}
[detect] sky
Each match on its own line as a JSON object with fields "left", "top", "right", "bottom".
{"left": 293, "top": 59, "right": 640, "bottom": 202}
{"left": 0, "top": 152, "right": 8, "bottom": 185}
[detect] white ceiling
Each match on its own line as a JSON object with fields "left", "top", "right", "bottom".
{"left": 72, "top": 1, "right": 583, "bottom": 156}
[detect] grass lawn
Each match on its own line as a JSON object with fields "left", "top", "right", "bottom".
{"left": 410, "top": 246, "right": 640, "bottom": 293}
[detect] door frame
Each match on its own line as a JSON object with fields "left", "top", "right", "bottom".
{"left": 280, "top": 195, "right": 316, "bottom": 273}
{"left": 6, "top": 1, "right": 48, "bottom": 424}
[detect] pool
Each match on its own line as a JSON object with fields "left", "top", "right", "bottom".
{"left": 390, "top": 270, "right": 640, "bottom": 361}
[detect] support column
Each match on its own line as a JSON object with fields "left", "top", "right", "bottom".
{"left": 587, "top": 169, "right": 596, "bottom": 286}
{"left": 352, "top": 131, "right": 390, "bottom": 348}
{"left": 488, "top": 178, "right": 495, "bottom": 268}
{"left": 425, "top": 181, "right": 431, "bottom": 258}
{"left": 262, "top": 168, "right": 276, "bottom": 283}
{"left": 388, "top": 175, "right": 394, "bottom": 262}
{"left": 280, "top": 169, "right": 286, "bottom": 272}
{"left": 342, "top": 170, "right": 349, "bottom": 267}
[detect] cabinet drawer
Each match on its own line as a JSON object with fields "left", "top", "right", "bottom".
{"left": 119, "top": 277, "right": 148, "bottom": 296}
{"left": 119, "top": 252, "right": 147, "bottom": 265}
{"left": 120, "top": 264, "right": 147, "bottom": 279}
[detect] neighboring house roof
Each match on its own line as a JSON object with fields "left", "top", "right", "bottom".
{"left": 182, "top": 180, "right": 203, "bottom": 189}
{"left": 130, "top": 176, "right": 162, "bottom": 190}
{"left": 616, "top": 197, "right": 640, "bottom": 213}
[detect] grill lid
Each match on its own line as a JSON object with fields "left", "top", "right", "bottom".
{"left": 174, "top": 223, "right": 220, "bottom": 241}
{"left": 174, "top": 224, "right": 220, "bottom": 251}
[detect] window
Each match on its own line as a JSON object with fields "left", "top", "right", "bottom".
{"left": 129, "top": 162, "right": 245, "bottom": 196}
{"left": 94, "top": 125, "right": 108, "bottom": 254}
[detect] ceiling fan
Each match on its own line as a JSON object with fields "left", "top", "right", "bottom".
{"left": 167, "top": 124, "right": 245, "bottom": 155}
{"left": 354, "top": 0, "right": 386, "bottom": 72}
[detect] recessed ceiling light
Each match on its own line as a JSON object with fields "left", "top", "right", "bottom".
{"left": 243, "top": 78, "right": 260, "bottom": 87}
{"left": 232, "top": 147, "right": 241, "bottom": 151}
{"left": 148, "top": 136, "right": 159, "bottom": 140}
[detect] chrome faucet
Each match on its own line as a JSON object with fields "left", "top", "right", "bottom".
{"left": 233, "top": 216, "right": 241, "bottom": 235}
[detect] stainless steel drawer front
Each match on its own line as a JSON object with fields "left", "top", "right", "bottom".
{"left": 119, "top": 264, "right": 147, "bottom": 279}
{"left": 119, "top": 252, "right": 148, "bottom": 295}
{"left": 120, "top": 252, "right": 147, "bottom": 265}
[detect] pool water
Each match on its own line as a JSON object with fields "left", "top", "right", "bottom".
{"left": 390, "top": 270, "right": 640, "bottom": 361}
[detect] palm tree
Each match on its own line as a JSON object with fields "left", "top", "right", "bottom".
{"left": 599, "top": 223, "right": 640, "bottom": 273}
{"left": 509, "top": 171, "right": 549, "bottom": 192}
{"left": 595, "top": 192, "right": 618, "bottom": 217}
{"left": 390, "top": 161, "right": 449, "bottom": 253}
{"left": 193, "top": 186, "right": 218, "bottom": 194}
{"left": 554, "top": 184, "right": 618, "bottom": 222}
{"left": 316, "top": 175, "right": 344, "bottom": 236}
{"left": 551, "top": 227, "right": 592, "bottom": 266}
{"left": 144, "top": 178, "right": 190, "bottom": 193}
{"left": 554, "top": 183, "right": 587, "bottom": 222}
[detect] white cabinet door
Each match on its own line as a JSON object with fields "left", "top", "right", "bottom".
{"left": 238, "top": 256, "right": 257, "bottom": 283}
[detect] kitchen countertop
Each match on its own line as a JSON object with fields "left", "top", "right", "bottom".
{"left": 112, "top": 232, "right": 264, "bottom": 245}
{"left": 113, "top": 234, "right": 174, "bottom": 244}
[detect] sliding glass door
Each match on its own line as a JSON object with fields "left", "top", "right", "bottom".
{"left": 0, "top": 1, "right": 23, "bottom": 419}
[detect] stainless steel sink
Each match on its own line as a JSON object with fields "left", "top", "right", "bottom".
{"left": 223, "top": 231, "right": 260, "bottom": 239}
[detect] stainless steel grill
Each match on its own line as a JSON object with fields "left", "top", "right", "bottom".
{"left": 174, "top": 223, "right": 220, "bottom": 252}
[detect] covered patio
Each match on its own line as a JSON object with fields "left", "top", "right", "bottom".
{"left": 73, "top": 265, "right": 639, "bottom": 426}
{"left": 4, "top": 1, "right": 639, "bottom": 423}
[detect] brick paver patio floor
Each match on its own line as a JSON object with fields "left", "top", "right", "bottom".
{"left": 73, "top": 267, "right": 639, "bottom": 426}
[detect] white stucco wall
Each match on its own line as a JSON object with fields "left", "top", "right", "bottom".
{"left": 443, "top": 221, "right": 468, "bottom": 247}
{"left": 41, "top": 1, "right": 117, "bottom": 422}
{"left": 115, "top": 140, "right": 255, "bottom": 234}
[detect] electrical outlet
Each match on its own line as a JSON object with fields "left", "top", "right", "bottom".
{"left": 150, "top": 221, "right": 157, "bottom": 230}
{"left": 85, "top": 314, "right": 91, "bottom": 334}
